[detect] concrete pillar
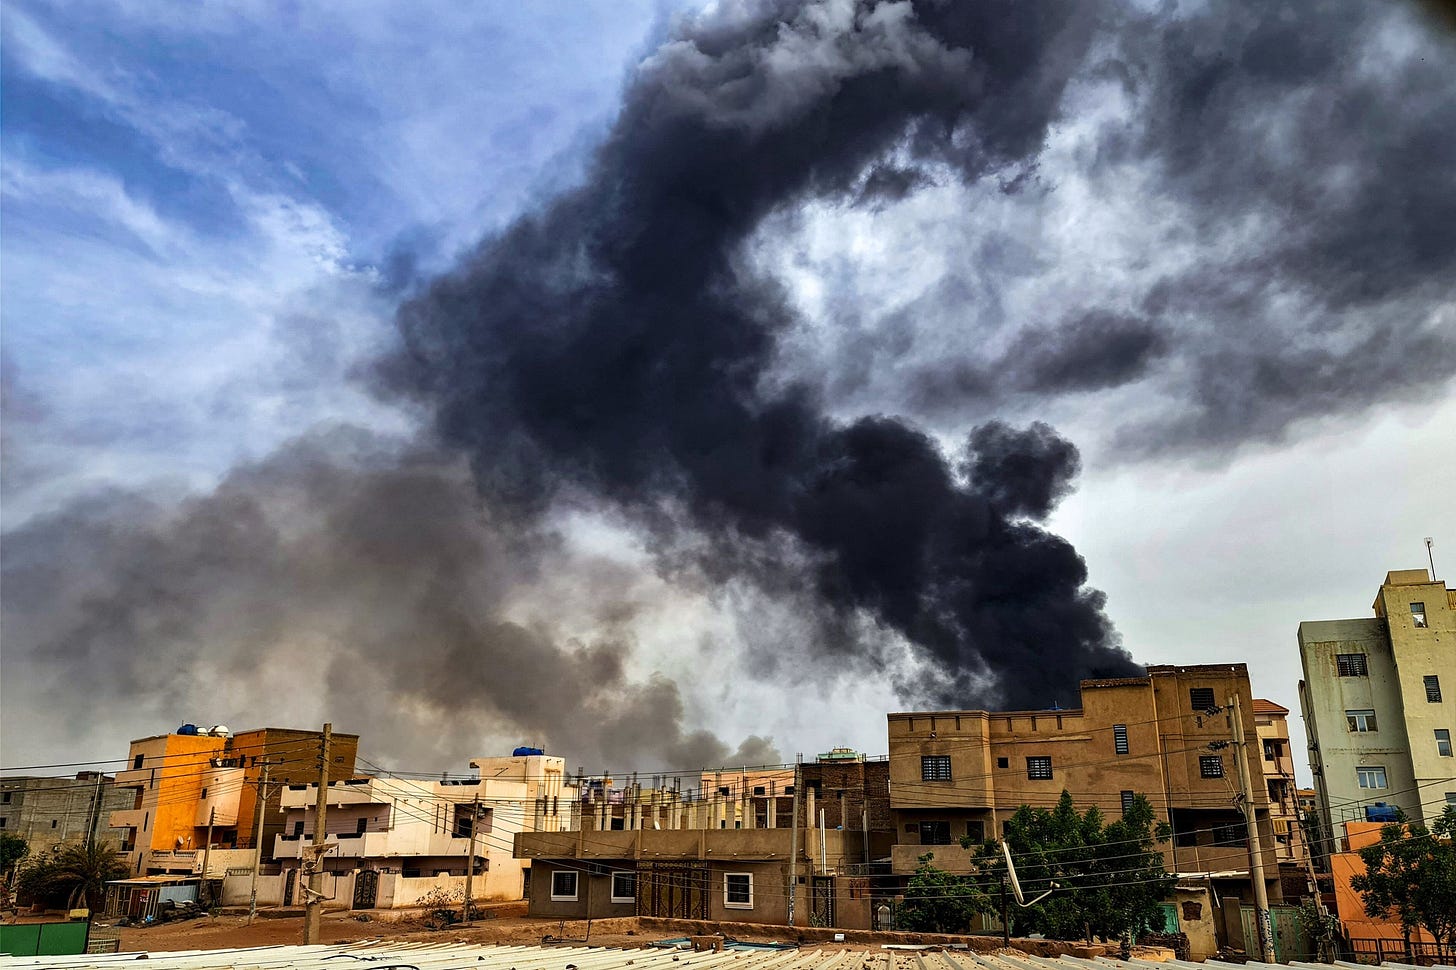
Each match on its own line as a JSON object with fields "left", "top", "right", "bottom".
{"left": 767, "top": 797, "right": 777, "bottom": 828}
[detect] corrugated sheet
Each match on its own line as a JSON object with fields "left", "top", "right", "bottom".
{"left": 1, "top": 941, "right": 1450, "bottom": 970}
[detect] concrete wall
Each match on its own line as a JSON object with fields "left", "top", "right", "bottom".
{"left": 1300, "top": 619, "right": 1420, "bottom": 826}
{"left": 0, "top": 773, "right": 133, "bottom": 859}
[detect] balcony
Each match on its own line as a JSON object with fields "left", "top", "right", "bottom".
{"left": 279, "top": 778, "right": 390, "bottom": 810}
{"left": 272, "top": 830, "right": 475, "bottom": 860}
{"left": 891, "top": 842, "right": 978, "bottom": 875}
{"left": 514, "top": 827, "right": 861, "bottom": 867}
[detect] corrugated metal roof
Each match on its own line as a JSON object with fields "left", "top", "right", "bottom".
{"left": 1, "top": 942, "right": 1450, "bottom": 970}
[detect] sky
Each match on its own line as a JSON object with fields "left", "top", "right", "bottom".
{"left": 2, "top": 0, "right": 1453, "bottom": 784}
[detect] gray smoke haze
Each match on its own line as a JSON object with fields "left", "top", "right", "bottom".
{"left": 0, "top": 428, "right": 777, "bottom": 769}
{"left": 5, "top": 0, "right": 1455, "bottom": 769}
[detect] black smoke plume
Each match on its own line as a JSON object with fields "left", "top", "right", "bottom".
{"left": 386, "top": 0, "right": 1140, "bottom": 707}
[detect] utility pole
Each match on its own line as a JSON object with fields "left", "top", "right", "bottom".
{"left": 1000, "top": 875, "right": 1010, "bottom": 947}
{"left": 787, "top": 756, "right": 801, "bottom": 926}
{"left": 1229, "top": 694, "right": 1277, "bottom": 963}
{"left": 248, "top": 760, "right": 272, "bottom": 925}
{"left": 87, "top": 771, "right": 104, "bottom": 844}
{"left": 303, "top": 723, "right": 332, "bottom": 945}
{"left": 200, "top": 807, "right": 216, "bottom": 907}
{"left": 463, "top": 795, "right": 479, "bottom": 926}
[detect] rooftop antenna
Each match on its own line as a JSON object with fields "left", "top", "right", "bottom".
{"left": 1001, "top": 841, "right": 1057, "bottom": 906}
{"left": 1426, "top": 537, "right": 1437, "bottom": 581}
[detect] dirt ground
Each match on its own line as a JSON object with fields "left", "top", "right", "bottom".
{"left": 109, "top": 912, "right": 847, "bottom": 953}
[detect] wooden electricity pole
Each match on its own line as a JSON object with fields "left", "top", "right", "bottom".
{"left": 463, "top": 795, "right": 480, "bottom": 925}
{"left": 200, "top": 806, "right": 216, "bottom": 906}
{"left": 303, "top": 723, "right": 332, "bottom": 945}
{"left": 787, "top": 756, "right": 801, "bottom": 926}
{"left": 1229, "top": 694, "right": 1277, "bottom": 963}
{"left": 248, "top": 761, "right": 272, "bottom": 925}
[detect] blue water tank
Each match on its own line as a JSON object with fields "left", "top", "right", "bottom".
{"left": 1364, "top": 802, "right": 1400, "bottom": 822}
{"left": 177, "top": 723, "right": 199, "bottom": 736}
{"left": 512, "top": 746, "right": 545, "bottom": 757}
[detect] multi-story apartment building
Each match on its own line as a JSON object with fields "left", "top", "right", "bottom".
{"left": 1252, "top": 699, "right": 1311, "bottom": 872}
{"left": 108, "top": 724, "right": 357, "bottom": 876}
{"left": 1298, "top": 569, "right": 1456, "bottom": 831}
{"left": 274, "top": 752, "right": 573, "bottom": 905}
{"left": 0, "top": 773, "right": 133, "bottom": 859}
{"left": 515, "top": 750, "right": 894, "bottom": 929}
{"left": 886, "top": 664, "right": 1282, "bottom": 905}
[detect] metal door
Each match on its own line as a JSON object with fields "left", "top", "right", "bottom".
{"left": 812, "top": 876, "right": 834, "bottom": 927}
{"left": 353, "top": 869, "right": 378, "bottom": 909}
{"left": 283, "top": 871, "right": 295, "bottom": 906}
{"left": 637, "top": 863, "right": 707, "bottom": 919}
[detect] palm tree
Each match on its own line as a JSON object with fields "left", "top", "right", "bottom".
{"left": 52, "top": 840, "right": 127, "bottom": 911}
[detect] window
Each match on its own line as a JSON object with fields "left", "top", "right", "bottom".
{"left": 1189, "top": 687, "right": 1216, "bottom": 711}
{"left": 51, "top": 819, "right": 57, "bottom": 828}
{"left": 1027, "top": 757, "right": 1053, "bottom": 780}
{"left": 1, "top": 792, "right": 10, "bottom": 804}
{"left": 919, "top": 821, "right": 952, "bottom": 845}
{"left": 1337, "top": 653, "right": 1369, "bottom": 677}
{"left": 611, "top": 871, "right": 636, "bottom": 903}
{"left": 1410, "top": 602, "right": 1427, "bottom": 628}
{"left": 1346, "top": 710, "right": 1378, "bottom": 732}
{"left": 1356, "top": 766, "right": 1388, "bottom": 789}
{"left": 996, "top": 757, "right": 1009, "bottom": 769}
{"left": 1263, "top": 740, "right": 1275, "bottom": 761}
{"left": 718, "top": 786, "right": 730, "bottom": 797}
{"left": 1174, "top": 828, "right": 1198, "bottom": 847}
{"left": 356, "top": 818, "right": 368, "bottom": 835}
{"left": 753, "top": 786, "right": 766, "bottom": 796}
{"left": 133, "top": 754, "right": 144, "bottom": 770}
{"left": 724, "top": 872, "right": 753, "bottom": 909}
{"left": 1114, "top": 724, "right": 1129, "bottom": 755}
{"left": 1446, "top": 793, "right": 1456, "bottom": 806}
{"left": 550, "top": 870, "right": 578, "bottom": 900}
{"left": 0, "top": 818, "right": 6, "bottom": 828}
{"left": 1200, "top": 755, "right": 1225, "bottom": 778}
{"left": 200, "top": 788, "right": 208, "bottom": 799}
{"left": 1437, "top": 730, "right": 1453, "bottom": 758}
{"left": 921, "top": 755, "right": 951, "bottom": 781}
{"left": 1121, "top": 791, "right": 1136, "bottom": 815}
{"left": 1213, "top": 823, "right": 1246, "bottom": 846}
{"left": 293, "top": 821, "right": 305, "bottom": 837}
{"left": 965, "top": 820, "right": 985, "bottom": 843}
{"left": 1426, "top": 676, "right": 1443, "bottom": 703}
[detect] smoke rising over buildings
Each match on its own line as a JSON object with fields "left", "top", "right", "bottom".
{"left": 3, "top": 0, "right": 1454, "bottom": 768}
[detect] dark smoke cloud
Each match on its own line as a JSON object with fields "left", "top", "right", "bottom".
{"left": 0, "top": 428, "right": 776, "bottom": 769}
{"left": 386, "top": 0, "right": 1138, "bottom": 708}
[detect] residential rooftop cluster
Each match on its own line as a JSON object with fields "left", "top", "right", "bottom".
{"left": 2, "top": 568, "right": 1451, "bottom": 961}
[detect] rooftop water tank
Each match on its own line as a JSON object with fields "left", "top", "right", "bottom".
{"left": 1364, "top": 802, "right": 1400, "bottom": 823}
{"left": 177, "top": 723, "right": 199, "bottom": 736}
{"left": 513, "top": 746, "right": 545, "bottom": 757}
{"left": 210, "top": 725, "right": 231, "bottom": 738}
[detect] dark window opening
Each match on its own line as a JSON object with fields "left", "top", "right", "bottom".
{"left": 919, "top": 821, "right": 952, "bottom": 845}
{"left": 1426, "top": 675, "right": 1443, "bottom": 703}
{"left": 1027, "top": 756, "right": 1053, "bottom": 780}
{"left": 921, "top": 755, "right": 951, "bottom": 781}
{"left": 1410, "top": 602, "right": 1427, "bottom": 628}
{"left": 1213, "top": 824, "right": 1246, "bottom": 846}
{"left": 1121, "top": 791, "right": 1135, "bottom": 815}
{"left": 1200, "top": 755, "right": 1225, "bottom": 778}
{"left": 133, "top": 755, "right": 144, "bottom": 770}
{"left": 1189, "top": 687, "right": 1216, "bottom": 711}
{"left": 1114, "top": 724, "right": 1129, "bottom": 755}
{"left": 996, "top": 757, "right": 1009, "bottom": 769}
{"left": 965, "top": 820, "right": 985, "bottom": 843}
{"left": 1337, "top": 653, "right": 1369, "bottom": 677}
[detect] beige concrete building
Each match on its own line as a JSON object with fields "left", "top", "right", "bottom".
{"left": 274, "top": 753, "right": 573, "bottom": 907}
{"left": 886, "top": 664, "right": 1282, "bottom": 906}
{"left": 0, "top": 773, "right": 133, "bottom": 859}
{"left": 1252, "top": 699, "right": 1310, "bottom": 872}
{"left": 1298, "top": 569, "right": 1456, "bottom": 831}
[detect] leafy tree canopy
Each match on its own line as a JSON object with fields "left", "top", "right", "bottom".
{"left": 1351, "top": 806, "right": 1456, "bottom": 955}
{"left": 969, "top": 790, "right": 1175, "bottom": 942}
{"left": 897, "top": 852, "right": 991, "bottom": 934}
{"left": 0, "top": 832, "right": 28, "bottom": 874}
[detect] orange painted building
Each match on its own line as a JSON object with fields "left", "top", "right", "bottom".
{"left": 1329, "top": 820, "right": 1436, "bottom": 945}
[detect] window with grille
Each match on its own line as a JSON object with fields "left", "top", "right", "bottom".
{"left": 1410, "top": 602, "right": 1427, "bottom": 628}
{"left": 919, "top": 820, "right": 951, "bottom": 845}
{"left": 1346, "top": 709, "right": 1378, "bottom": 732}
{"left": 551, "top": 870, "right": 578, "bottom": 900}
{"left": 1200, "top": 755, "right": 1224, "bottom": 778}
{"left": 1121, "top": 790, "right": 1135, "bottom": 815}
{"left": 1189, "top": 687, "right": 1216, "bottom": 711}
{"left": 1437, "top": 730, "right": 1452, "bottom": 758}
{"left": 1213, "top": 823, "right": 1246, "bottom": 846}
{"left": 1114, "top": 724, "right": 1129, "bottom": 755}
{"left": 724, "top": 872, "right": 753, "bottom": 908}
{"left": 965, "top": 820, "right": 985, "bottom": 843}
{"left": 1426, "top": 676, "right": 1443, "bottom": 703}
{"left": 921, "top": 755, "right": 951, "bottom": 781}
{"left": 611, "top": 871, "right": 636, "bottom": 902}
{"left": 1337, "top": 653, "right": 1369, "bottom": 677}
{"left": 1027, "top": 756, "right": 1053, "bottom": 780}
{"left": 1356, "top": 766, "right": 1388, "bottom": 789}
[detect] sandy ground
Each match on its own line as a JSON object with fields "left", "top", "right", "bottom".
{"left": 107, "top": 913, "right": 806, "bottom": 954}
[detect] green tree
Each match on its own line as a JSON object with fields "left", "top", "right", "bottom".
{"left": 0, "top": 832, "right": 28, "bottom": 878}
{"left": 17, "top": 840, "right": 128, "bottom": 911}
{"left": 896, "top": 852, "right": 990, "bottom": 933}
{"left": 969, "top": 791, "right": 1174, "bottom": 942}
{"left": 1350, "top": 806, "right": 1456, "bottom": 958}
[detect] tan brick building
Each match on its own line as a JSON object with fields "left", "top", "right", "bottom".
{"left": 886, "top": 663, "right": 1282, "bottom": 905}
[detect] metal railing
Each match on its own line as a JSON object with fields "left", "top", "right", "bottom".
{"left": 1345, "top": 938, "right": 1451, "bottom": 966}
